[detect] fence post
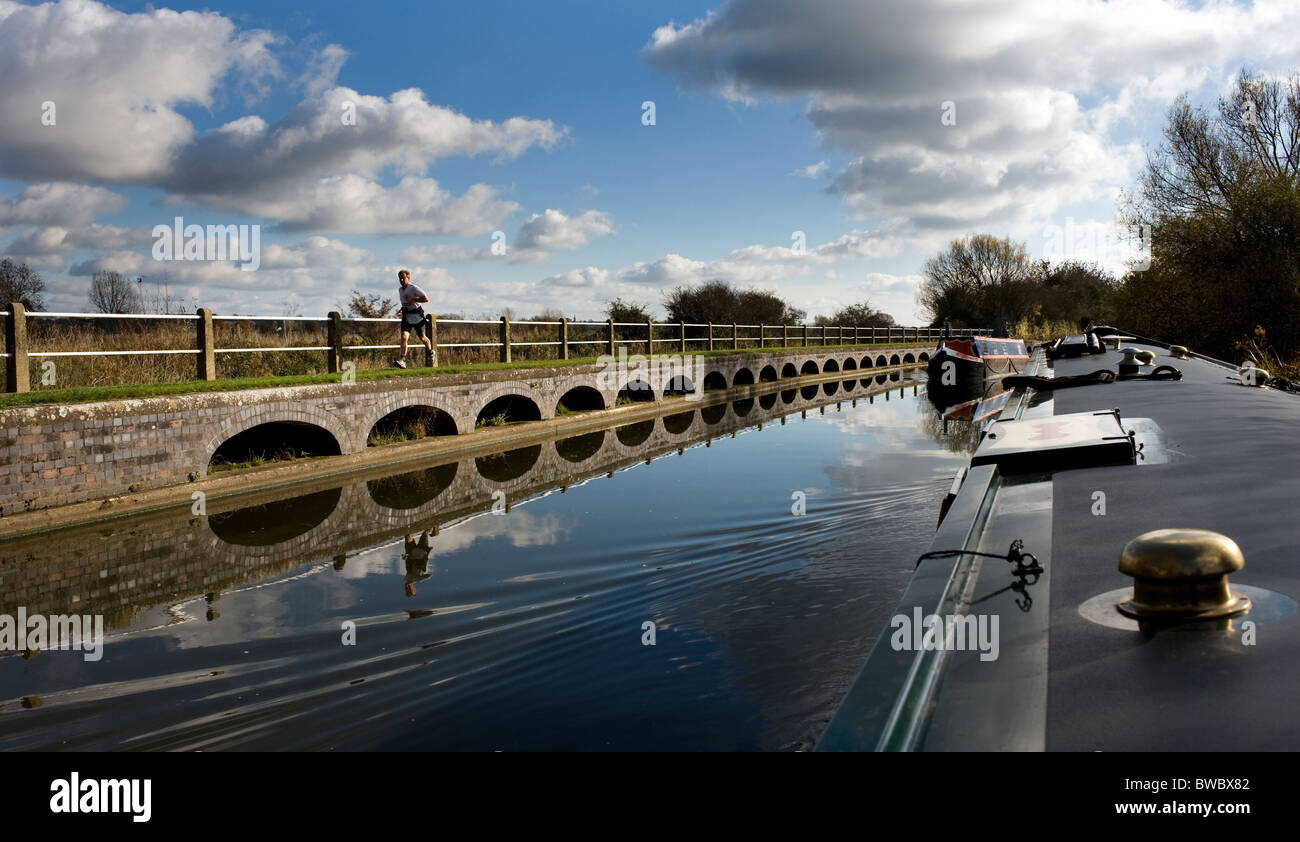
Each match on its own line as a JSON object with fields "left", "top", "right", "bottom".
{"left": 708, "top": 322, "right": 714, "bottom": 350}
{"left": 732, "top": 323, "right": 738, "bottom": 350}
{"left": 854, "top": 325, "right": 860, "bottom": 345}
{"left": 837, "top": 325, "right": 843, "bottom": 345}
{"left": 802, "top": 324, "right": 808, "bottom": 347}
{"left": 327, "top": 311, "right": 342, "bottom": 373}
{"left": 4, "top": 303, "right": 28, "bottom": 393}
{"left": 759, "top": 324, "right": 766, "bottom": 350}
{"left": 783, "top": 324, "right": 789, "bottom": 348}
{"left": 560, "top": 318, "right": 569, "bottom": 360}
{"left": 607, "top": 318, "right": 615, "bottom": 356}
{"left": 646, "top": 319, "right": 653, "bottom": 356}
{"left": 427, "top": 315, "right": 437, "bottom": 367}
{"left": 500, "top": 316, "right": 511, "bottom": 363}
{"left": 196, "top": 307, "right": 216, "bottom": 381}
{"left": 679, "top": 321, "right": 686, "bottom": 353}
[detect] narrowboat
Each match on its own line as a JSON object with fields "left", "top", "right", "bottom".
{"left": 926, "top": 333, "right": 1030, "bottom": 391}
{"left": 820, "top": 329, "right": 1300, "bottom": 752}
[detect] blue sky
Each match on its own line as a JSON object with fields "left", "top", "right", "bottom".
{"left": 2, "top": 0, "right": 1298, "bottom": 321}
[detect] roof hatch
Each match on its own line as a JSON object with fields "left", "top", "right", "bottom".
{"left": 972, "top": 409, "right": 1136, "bottom": 474}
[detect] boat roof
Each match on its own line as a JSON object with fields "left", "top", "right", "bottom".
{"left": 821, "top": 337, "right": 1300, "bottom": 751}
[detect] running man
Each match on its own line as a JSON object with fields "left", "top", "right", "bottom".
{"left": 395, "top": 269, "right": 432, "bottom": 368}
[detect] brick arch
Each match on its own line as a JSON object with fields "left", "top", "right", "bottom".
{"left": 202, "top": 402, "right": 355, "bottom": 472}
{"left": 471, "top": 382, "right": 552, "bottom": 426}
{"left": 360, "top": 391, "right": 462, "bottom": 438}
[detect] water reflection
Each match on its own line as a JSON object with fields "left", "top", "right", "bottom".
{"left": 368, "top": 463, "right": 458, "bottom": 509}
{"left": 475, "top": 444, "right": 543, "bottom": 482}
{"left": 1, "top": 372, "right": 962, "bottom": 752}
{"left": 209, "top": 487, "right": 342, "bottom": 546}
{"left": 556, "top": 430, "right": 606, "bottom": 463}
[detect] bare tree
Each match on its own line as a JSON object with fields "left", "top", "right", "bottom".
{"left": 88, "top": 270, "right": 143, "bottom": 314}
{"left": 343, "top": 290, "right": 396, "bottom": 319}
{"left": 917, "top": 234, "right": 1035, "bottom": 326}
{"left": 0, "top": 258, "right": 45, "bottom": 310}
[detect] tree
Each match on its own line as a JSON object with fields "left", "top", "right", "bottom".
{"left": 815, "top": 300, "right": 895, "bottom": 328}
{"left": 0, "top": 258, "right": 45, "bottom": 310}
{"left": 918, "top": 234, "right": 1036, "bottom": 327}
{"left": 604, "top": 298, "right": 651, "bottom": 323}
{"left": 344, "top": 290, "right": 396, "bottom": 319}
{"left": 1033, "top": 260, "right": 1118, "bottom": 330}
{"left": 87, "top": 270, "right": 142, "bottom": 314}
{"left": 1117, "top": 70, "right": 1300, "bottom": 359}
{"left": 662, "top": 280, "right": 804, "bottom": 325}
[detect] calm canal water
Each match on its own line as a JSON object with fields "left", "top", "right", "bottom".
{"left": 0, "top": 375, "right": 982, "bottom": 750}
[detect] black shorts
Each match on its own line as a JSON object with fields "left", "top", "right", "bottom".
{"left": 400, "top": 314, "right": 427, "bottom": 338}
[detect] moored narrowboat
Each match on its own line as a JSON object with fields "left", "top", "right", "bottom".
{"left": 927, "top": 333, "right": 1030, "bottom": 390}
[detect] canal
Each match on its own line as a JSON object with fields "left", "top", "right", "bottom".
{"left": 0, "top": 374, "right": 981, "bottom": 750}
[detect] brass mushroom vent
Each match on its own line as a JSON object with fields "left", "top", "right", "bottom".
{"left": 1117, "top": 528, "right": 1252, "bottom": 620}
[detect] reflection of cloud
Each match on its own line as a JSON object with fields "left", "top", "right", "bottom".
{"left": 337, "top": 510, "right": 571, "bottom": 580}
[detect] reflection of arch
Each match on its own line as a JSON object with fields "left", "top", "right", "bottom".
{"left": 876, "top": 374, "right": 887, "bottom": 384}
{"left": 733, "top": 368, "right": 755, "bottom": 386}
{"left": 662, "top": 411, "right": 695, "bottom": 435}
{"left": 663, "top": 375, "right": 695, "bottom": 397}
{"left": 701, "top": 404, "right": 727, "bottom": 425}
{"left": 618, "top": 380, "right": 655, "bottom": 402}
{"left": 556, "top": 430, "right": 606, "bottom": 463}
{"left": 759, "top": 365, "right": 778, "bottom": 382}
{"left": 782, "top": 362, "right": 798, "bottom": 378}
{"left": 824, "top": 359, "right": 840, "bottom": 373}
{"left": 843, "top": 358, "right": 857, "bottom": 370}
{"left": 210, "top": 487, "right": 341, "bottom": 546}
{"left": 732, "top": 398, "right": 754, "bottom": 416}
{"left": 801, "top": 360, "right": 819, "bottom": 375}
{"left": 903, "top": 352, "right": 916, "bottom": 363}
{"left": 781, "top": 389, "right": 797, "bottom": 404}
{"left": 801, "top": 385, "right": 819, "bottom": 399}
{"left": 759, "top": 393, "right": 777, "bottom": 410}
{"left": 889, "top": 354, "right": 901, "bottom": 365}
{"left": 703, "top": 371, "right": 727, "bottom": 391}
{"left": 367, "top": 463, "right": 458, "bottom": 509}
{"left": 210, "top": 420, "right": 342, "bottom": 469}
{"left": 477, "top": 395, "right": 542, "bottom": 427}
{"left": 843, "top": 379, "right": 856, "bottom": 391}
{"left": 889, "top": 371, "right": 901, "bottom": 382}
{"left": 475, "top": 444, "right": 542, "bottom": 482}
{"left": 919, "top": 352, "right": 930, "bottom": 362}
{"left": 616, "top": 420, "right": 654, "bottom": 446}
{"left": 875, "top": 355, "right": 888, "bottom": 367}
{"left": 368, "top": 405, "right": 457, "bottom": 444}
{"left": 557, "top": 386, "right": 605, "bottom": 414}
{"left": 823, "top": 381, "right": 839, "bottom": 396}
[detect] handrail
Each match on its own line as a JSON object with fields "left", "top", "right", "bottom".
{"left": 2, "top": 301, "right": 965, "bottom": 395}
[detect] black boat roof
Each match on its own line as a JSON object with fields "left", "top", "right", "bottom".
{"left": 821, "top": 337, "right": 1300, "bottom": 751}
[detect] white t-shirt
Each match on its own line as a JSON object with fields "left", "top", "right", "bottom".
{"left": 399, "top": 283, "right": 427, "bottom": 310}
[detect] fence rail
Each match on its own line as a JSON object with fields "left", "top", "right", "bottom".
{"left": 1, "top": 302, "right": 979, "bottom": 394}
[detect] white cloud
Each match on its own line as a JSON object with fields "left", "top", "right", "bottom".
{"left": 790, "top": 161, "right": 829, "bottom": 178}
{"left": 0, "top": 0, "right": 279, "bottom": 183}
{"left": 0, "top": 182, "right": 126, "bottom": 228}
{"left": 647, "top": 0, "right": 1300, "bottom": 233}
{"left": 513, "top": 209, "right": 614, "bottom": 251}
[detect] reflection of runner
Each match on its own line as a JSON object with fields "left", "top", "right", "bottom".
{"left": 403, "top": 529, "right": 434, "bottom": 597}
